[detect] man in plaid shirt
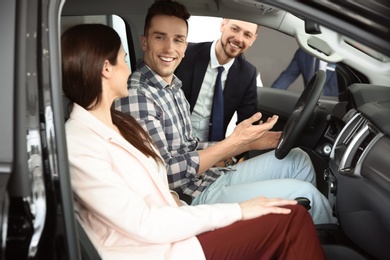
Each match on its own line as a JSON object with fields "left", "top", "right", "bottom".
{"left": 116, "top": 0, "right": 337, "bottom": 225}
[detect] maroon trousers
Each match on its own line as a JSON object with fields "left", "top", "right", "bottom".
{"left": 197, "top": 205, "right": 326, "bottom": 260}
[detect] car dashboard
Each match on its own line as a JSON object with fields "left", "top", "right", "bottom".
{"left": 326, "top": 84, "right": 390, "bottom": 259}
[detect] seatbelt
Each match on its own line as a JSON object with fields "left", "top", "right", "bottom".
{"left": 76, "top": 219, "right": 101, "bottom": 260}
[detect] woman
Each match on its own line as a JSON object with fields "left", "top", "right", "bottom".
{"left": 62, "top": 23, "right": 326, "bottom": 260}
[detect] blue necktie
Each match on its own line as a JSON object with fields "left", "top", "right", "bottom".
{"left": 209, "top": 66, "right": 225, "bottom": 141}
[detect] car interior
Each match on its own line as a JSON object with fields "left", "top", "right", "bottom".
{"left": 1, "top": 0, "right": 390, "bottom": 259}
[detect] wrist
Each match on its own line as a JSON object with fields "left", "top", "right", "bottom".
{"left": 224, "top": 156, "right": 237, "bottom": 167}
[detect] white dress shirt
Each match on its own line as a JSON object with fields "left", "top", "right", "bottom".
{"left": 190, "top": 40, "right": 234, "bottom": 141}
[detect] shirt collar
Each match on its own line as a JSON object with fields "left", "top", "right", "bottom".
{"left": 210, "top": 40, "right": 235, "bottom": 72}
{"left": 136, "top": 60, "right": 182, "bottom": 91}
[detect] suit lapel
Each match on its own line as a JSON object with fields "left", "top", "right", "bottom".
{"left": 224, "top": 59, "right": 241, "bottom": 104}
{"left": 190, "top": 43, "right": 212, "bottom": 111}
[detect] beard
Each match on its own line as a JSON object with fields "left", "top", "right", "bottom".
{"left": 220, "top": 38, "right": 243, "bottom": 59}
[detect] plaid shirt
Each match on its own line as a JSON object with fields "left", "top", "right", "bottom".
{"left": 116, "top": 61, "right": 222, "bottom": 198}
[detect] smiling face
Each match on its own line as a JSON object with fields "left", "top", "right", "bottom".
{"left": 217, "top": 19, "right": 258, "bottom": 62}
{"left": 141, "top": 15, "right": 188, "bottom": 83}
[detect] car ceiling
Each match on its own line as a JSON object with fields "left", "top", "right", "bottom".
{"left": 62, "top": 0, "right": 390, "bottom": 86}
{"left": 62, "top": 0, "right": 390, "bottom": 52}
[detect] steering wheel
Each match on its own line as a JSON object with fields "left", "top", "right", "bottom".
{"left": 275, "top": 70, "right": 326, "bottom": 159}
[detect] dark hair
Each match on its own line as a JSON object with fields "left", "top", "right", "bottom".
{"left": 62, "top": 24, "right": 121, "bottom": 109}
{"left": 61, "top": 24, "right": 163, "bottom": 164}
{"left": 144, "top": 0, "right": 190, "bottom": 35}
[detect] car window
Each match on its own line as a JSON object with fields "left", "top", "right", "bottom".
{"left": 187, "top": 16, "right": 304, "bottom": 90}
{"left": 188, "top": 16, "right": 222, "bottom": 42}
{"left": 61, "top": 15, "right": 133, "bottom": 71}
{"left": 187, "top": 15, "right": 369, "bottom": 100}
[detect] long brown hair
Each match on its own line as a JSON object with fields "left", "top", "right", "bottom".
{"left": 61, "top": 24, "right": 163, "bottom": 164}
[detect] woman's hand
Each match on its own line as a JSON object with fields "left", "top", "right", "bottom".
{"left": 239, "top": 196, "right": 298, "bottom": 220}
{"left": 170, "top": 191, "right": 184, "bottom": 207}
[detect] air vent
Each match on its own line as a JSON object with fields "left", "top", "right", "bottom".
{"left": 342, "top": 116, "right": 367, "bottom": 146}
{"left": 330, "top": 111, "right": 361, "bottom": 159}
{"left": 338, "top": 123, "right": 377, "bottom": 176}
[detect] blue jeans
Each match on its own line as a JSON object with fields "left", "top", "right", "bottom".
{"left": 192, "top": 148, "right": 337, "bottom": 225}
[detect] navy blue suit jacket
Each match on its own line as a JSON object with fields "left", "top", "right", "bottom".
{"left": 175, "top": 42, "right": 258, "bottom": 134}
{"left": 271, "top": 48, "right": 338, "bottom": 96}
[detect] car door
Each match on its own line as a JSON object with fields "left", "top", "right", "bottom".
{"left": 1, "top": 0, "right": 84, "bottom": 259}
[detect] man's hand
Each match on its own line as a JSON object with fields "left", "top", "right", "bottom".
{"left": 229, "top": 113, "right": 279, "bottom": 149}
{"left": 198, "top": 113, "right": 278, "bottom": 173}
{"left": 252, "top": 131, "right": 281, "bottom": 150}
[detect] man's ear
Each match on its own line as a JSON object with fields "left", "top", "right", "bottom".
{"left": 220, "top": 19, "right": 227, "bottom": 33}
{"left": 250, "top": 34, "right": 258, "bottom": 47}
{"left": 183, "top": 41, "right": 188, "bottom": 58}
{"left": 102, "top": 60, "right": 112, "bottom": 79}
{"left": 141, "top": 35, "right": 147, "bottom": 51}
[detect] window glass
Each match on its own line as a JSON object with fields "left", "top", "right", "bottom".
{"left": 112, "top": 16, "right": 131, "bottom": 69}
{"left": 61, "top": 15, "right": 132, "bottom": 70}
{"left": 187, "top": 15, "right": 347, "bottom": 99}
{"left": 187, "top": 16, "right": 222, "bottom": 42}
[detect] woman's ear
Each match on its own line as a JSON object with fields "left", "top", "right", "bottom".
{"left": 102, "top": 60, "right": 112, "bottom": 79}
